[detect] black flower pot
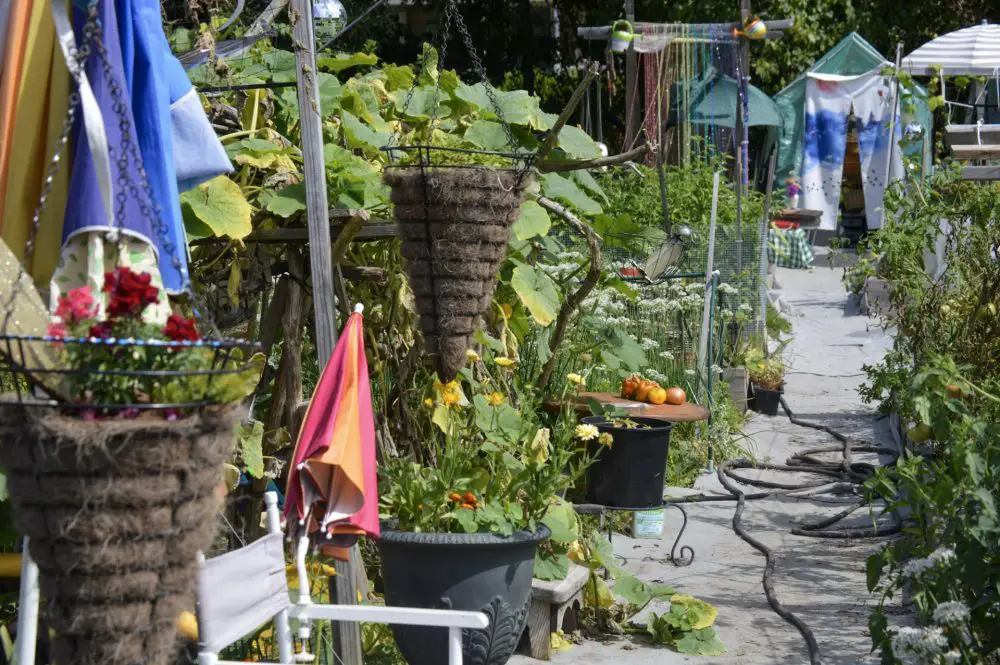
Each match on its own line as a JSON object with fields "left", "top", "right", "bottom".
{"left": 378, "top": 526, "right": 550, "bottom": 665}
{"left": 751, "top": 384, "right": 784, "bottom": 416}
{"left": 582, "top": 415, "right": 674, "bottom": 509}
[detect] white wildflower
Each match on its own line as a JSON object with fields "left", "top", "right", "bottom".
{"left": 929, "top": 547, "right": 956, "bottom": 565}
{"left": 711, "top": 364, "right": 723, "bottom": 374}
{"left": 718, "top": 282, "right": 738, "bottom": 295}
{"left": 646, "top": 369, "right": 667, "bottom": 383}
{"left": 684, "top": 369, "right": 696, "bottom": 377}
{"left": 659, "top": 351, "right": 675, "bottom": 361}
{"left": 902, "top": 547, "right": 955, "bottom": 580}
{"left": 641, "top": 338, "right": 660, "bottom": 350}
{"left": 575, "top": 424, "right": 599, "bottom": 441}
{"left": 685, "top": 282, "right": 703, "bottom": 293}
{"left": 932, "top": 601, "right": 970, "bottom": 625}
{"left": 901, "top": 557, "right": 933, "bottom": 579}
{"left": 943, "top": 651, "right": 962, "bottom": 664}
{"left": 738, "top": 302, "right": 753, "bottom": 313}
{"left": 890, "top": 626, "right": 949, "bottom": 665}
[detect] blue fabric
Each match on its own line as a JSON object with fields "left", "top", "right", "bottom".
{"left": 172, "top": 89, "right": 235, "bottom": 191}
{"left": 63, "top": 0, "right": 155, "bottom": 252}
{"left": 116, "top": 0, "right": 189, "bottom": 292}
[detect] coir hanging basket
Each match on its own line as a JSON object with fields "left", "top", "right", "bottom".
{"left": 0, "top": 405, "right": 239, "bottom": 665}
{"left": 384, "top": 163, "right": 534, "bottom": 381}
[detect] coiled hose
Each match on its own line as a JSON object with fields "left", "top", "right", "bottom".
{"left": 668, "top": 396, "right": 902, "bottom": 665}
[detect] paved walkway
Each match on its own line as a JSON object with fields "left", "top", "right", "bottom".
{"left": 513, "top": 251, "right": 900, "bottom": 665}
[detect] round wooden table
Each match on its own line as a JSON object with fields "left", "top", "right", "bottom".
{"left": 569, "top": 392, "right": 709, "bottom": 423}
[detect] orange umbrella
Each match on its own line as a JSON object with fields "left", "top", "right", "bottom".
{"left": 285, "top": 304, "right": 379, "bottom": 559}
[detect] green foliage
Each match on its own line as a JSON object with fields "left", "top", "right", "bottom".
{"left": 857, "top": 166, "right": 1000, "bottom": 663}
{"left": 647, "top": 595, "right": 726, "bottom": 655}
{"left": 765, "top": 302, "right": 792, "bottom": 338}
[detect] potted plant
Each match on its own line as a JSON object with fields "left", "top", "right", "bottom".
{"left": 0, "top": 269, "right": 261, "bottom": 665}
{"left": 579, "top": 415, "right": 673, "bottom": 509}
{"left": 378, "top": 370, "right": 592, "bottom": 665}
{"left": 748, "top": 353, "right": 785, "bottom": 416}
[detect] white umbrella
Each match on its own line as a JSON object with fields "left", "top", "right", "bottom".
{"left": 902, "top": 21, "right": 1000, "bottom": 76}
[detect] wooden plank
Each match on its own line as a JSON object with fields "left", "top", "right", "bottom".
{"left": 565, "top": 393, "right": 710, "bottom": 423}
{"left": 945, "top": 124, "right": 1000, "bottom": 147}
{"left": 961, "top": 165, "right": 1000, "bottom": 181}
{"left": 951, "top": 144, "right": 1000, "bottom": 159}
{"left": 290, "top": 0, "right": 363, "bottom": 661}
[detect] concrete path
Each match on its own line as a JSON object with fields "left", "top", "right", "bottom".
{"left": 512, "top": 251, "right": 900, "bottom": 665}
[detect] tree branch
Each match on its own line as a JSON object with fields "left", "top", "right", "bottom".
{"left": 536, "top": 63, "right": 600, "bottom": 163}
{"left": 535, "top": 196, "right": 603, "bottom": 392}
{"left": 538, "top": 140, "right": 653, "bottom": 173}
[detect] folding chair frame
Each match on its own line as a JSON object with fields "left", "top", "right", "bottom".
{"left": 14, "top": 492, "right": 487, "bottom": 665}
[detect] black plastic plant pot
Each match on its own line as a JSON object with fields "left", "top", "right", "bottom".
{"left": 752, "top": 384, "right": 784, "bottom": 416}
{"left": 377, "top": 525, "right": 550, "bottom": 665}
{"left": 582, "top": 415, "right": 674, "bottom": 509}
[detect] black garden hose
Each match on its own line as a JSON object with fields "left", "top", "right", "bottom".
{"left": 668, "top": 396, "right": 903, "bottom": 665}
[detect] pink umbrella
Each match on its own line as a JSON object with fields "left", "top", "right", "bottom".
{"left": 285, "top": 304, "right": 379, "bottom": 558}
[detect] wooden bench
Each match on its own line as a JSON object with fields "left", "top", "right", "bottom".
{"left": 520, "top": 565, "right": 590, "bottom": 660}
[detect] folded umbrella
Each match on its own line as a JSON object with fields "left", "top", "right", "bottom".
{"left": 285, "top": 304, "right": 379, "bottom": 559}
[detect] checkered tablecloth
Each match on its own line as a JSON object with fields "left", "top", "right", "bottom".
{"left": 767, "top": 226, "right": 814, "bottom": 269}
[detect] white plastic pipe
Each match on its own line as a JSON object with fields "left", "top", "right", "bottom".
{"left": 264, "top": 493, "right": 294, "bottom": 665}
{"left": 448, "top": 626, "right": 464, "bottom": 665}
{"left": 15, "top": 539, "right": 39, "bottom": 665}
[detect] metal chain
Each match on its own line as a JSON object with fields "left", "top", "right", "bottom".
{"left": 427, "top": 0, "right": 453, "bottom": 128}
{"left": 2, "top": 7, "right": 95, "bottom": 323}
{"left": 87, "top": 16, "right": 222, "bottom": 336}
{"left": 447, "top": 0, "right": 517, "bottom": 151}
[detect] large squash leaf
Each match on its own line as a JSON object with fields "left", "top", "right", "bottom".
{"left": 180, "top": 176, "right": 252, "bottom": 239}
{"left": 464, "top": 120, "right": 509, "bottom": 151}
{"left": 557, "top": 124, "right": 602, "bottom": 159}
{"left": 513, "top": 200, "right": 551, "bottom": 240}
{"left": 511, "top": 263, "right": 560, "bottom": 326}
{"left": 317, "top": 52, "right": 378, "bottom": 73}
{"left": 265, "top": 183, "right": 307, "bottom": 218}
{"left": 540, "top": 173, "right": 602, "bottom": 214}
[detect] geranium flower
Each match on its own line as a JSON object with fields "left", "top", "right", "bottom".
{"left": 47, "top": 322, "right": 66, "bottom": 339}
{"left": 89, "top": 321, "right": 115, "bottom": 339}
{"left": 55, "top": 286, "right": 97, "bottom": 324}
{"left": 163, "top": 315, "right": 201, "bottom": 342}
{"left": 104, "top": 268, "right": 159, "bottom": 318}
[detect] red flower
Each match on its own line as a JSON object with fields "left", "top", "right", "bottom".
{"left": 104, "top": 267, "right": 159, "bottom": 318}
{"left": 89, "top": 321, "right": 115, "bottom": 339}
{"left": 163, "top": 315, "right": 201, "bottom": 342}
{"left": 47, "top": 322, "right": 66, "bottom": 339}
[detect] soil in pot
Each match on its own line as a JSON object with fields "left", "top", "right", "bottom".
{"left": 582, "top": 415, "right": 673, "bottom": 509}
{"left": 378, "top": 526, "right": 549, "bottom": 665}
{"left": 751, "top": 384, "right": 784, "bottom": 416}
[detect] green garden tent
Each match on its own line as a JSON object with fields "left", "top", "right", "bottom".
{"left": 773, "top": 32, "right": 933, "bottom": 187}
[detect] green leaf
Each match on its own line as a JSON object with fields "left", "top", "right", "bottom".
{"left": 240, "top": 421, "right": 265, "bottom": 478}
{"left": 432, "top": 405, "right": 453, "bottom": 434}
{"left": 540, "top": 173, "right": 602, "bottom": 214}
{"left": 606, "top": 330, "right": 647, "bottom": 369}
{"left": 382, "top": 64, "right": 415, "bottom": 90}
{"left": 534, "top": 550, "right": 570, "bottom": 581}
{"left": 464, "top": 120, "right": 509, "bottom": 152}
{"left": 513, "top": 200, "right": 551, "bottom": 240}
{"left": 473, "top": 394, "right": 523, "bottom": 438}
{"left": 228, "top": 261, "right": 242, "bottom": 307}
{"left": 451, "top": 508, "right": 478, "bottom": 533}
{"left": 317, "top": 52, "right": 378, "bottom": 73}
{"left": 511, "top": 264, "right": 560, "bottom": 326}
{"left": 557, "top": 125, "right": 602, "bottom": 159}
{"left": 866, "top": 550, "right": 885, "bottom": 593}
{"left": 570, "top": 169, "right": 608, "bottom": 202}
{"left": 541, "top": 498, "right": 579, "bottom": 543}
{"left": 475, "top": 330, "right": 506, "bottom": 353}
{"left": 179, "top": 176, "right": 252, "bottom": 239}
{"left": 341, "top": 111, "right": 390, "bottom": 156}
{"left": 675, "top": 628, "right": 727, "bottom": 656}
{"left": 417, "top": 43, "right": 439, "bottom": 85}
{"left": 266, "top": 182, "right": 307, "bottom": 218}
{"left": 669, "top": 595, "right": 717, "bottom": 629}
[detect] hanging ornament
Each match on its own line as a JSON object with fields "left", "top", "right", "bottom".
{"left": 734, "top": 15, "right": 767, "bottom": 40}
{"left": 609, "top": 19, "right": 635, "bottom": 53}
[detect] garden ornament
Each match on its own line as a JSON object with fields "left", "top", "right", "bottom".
{"left": 610, "top": 20, "right": 635, "bottom": 52}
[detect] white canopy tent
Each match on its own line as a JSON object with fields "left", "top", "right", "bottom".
{"left": 901, "top": 21, "right": 1000, "bottom": 76}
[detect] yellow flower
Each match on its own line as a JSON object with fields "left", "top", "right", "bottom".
{"left": 598, "top": 432, "right": 614, "bottom": 448}
{"left": 494, "top": 357, "right": 515, "bottom": 368}
{"left": 488, "top": 392, "right": 505, "bottom": 407}
{"left": 443, "top": 389, "right": 461, "bottom": 407}
{"left": 434, "top": 379, "right": 460, "bottom": 394}
{"left": 424, "top": 398, "right": 434, "bottom": 408}
{"left": 567, "top": 540, "right": 586, "bottom": 562}
{"left": 529, "top": 427, "right": 550, "bottom": 464}
{"left": 567, "top": 373, "right": 585, "bottom": 387}
{"left": 575, "top": 424, "right": 599, "bottom": 441}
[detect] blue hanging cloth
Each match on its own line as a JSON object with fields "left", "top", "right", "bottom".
{"left": 116, "top": 0, "right": 233, "bottom": 293}
{"left": 62, "top": 0, "right": 155, "bottom": 257}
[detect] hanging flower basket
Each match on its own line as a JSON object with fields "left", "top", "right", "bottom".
{"left": 383, "top": 147, "right": 534, "bottom": 381}
{"left": 0, "top": 405, "right": 238, "bottom": 665}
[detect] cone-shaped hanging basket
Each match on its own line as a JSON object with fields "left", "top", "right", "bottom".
{"left": 0, "top": 405, "right": 238, "bottom": 665}
{"left": 384, "top": 165, "right": 534, "bottom": 381}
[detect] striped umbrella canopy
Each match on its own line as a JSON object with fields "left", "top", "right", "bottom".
{"left": 285, "top": 303, "right": 379, "bottom": 559}
{"left": 902, "top": 21, "right": 1000, "bottom": 76}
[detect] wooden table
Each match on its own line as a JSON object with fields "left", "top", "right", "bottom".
{"left": 568, "top": 392, "right": 709, "bottom": 423}
{"left": 774, "top": 208, "right": 823, "bottom": 245}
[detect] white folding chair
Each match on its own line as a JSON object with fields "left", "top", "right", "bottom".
{"left": 197, "top": 492, "right": 488, "bottom": 665}
{"left": 13, "top": 492, "right": 486, "bottom": 665}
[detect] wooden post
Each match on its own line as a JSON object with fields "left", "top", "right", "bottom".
{"left": 624, "top": 0, "right": 638, "bottom": 149}
{"left": 734, "top": 0, "right": 750, "bottom": 277}
{"left": 290, "top": 0, "right": 364, "bottom": 662}
{"left": 757, "top": 148, "right": 777, "bottom": 346}
{"left": 883, "top": 42, "right": 903, "bottom": 227}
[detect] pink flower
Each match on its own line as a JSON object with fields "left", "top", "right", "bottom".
{"left": 47, "top": 322, "right": 67, "bottom": 339}
{"left": 55, "top": 286, "right": 97, "bottom": 324}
